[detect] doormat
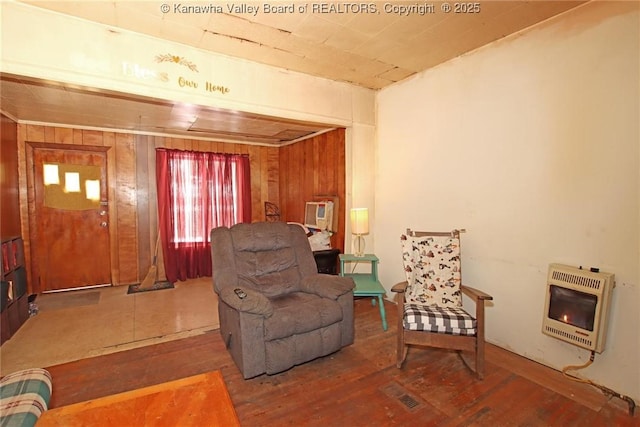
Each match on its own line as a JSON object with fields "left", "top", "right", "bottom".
{"left": 127, "top": 281, "right": 175, "bottom": 295}
{"left": 37, "top": 291, "right": 101, "bottom": 312}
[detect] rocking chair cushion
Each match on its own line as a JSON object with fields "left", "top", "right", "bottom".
{"left": 403, "top": 304, "right": 477, "bottom": 336}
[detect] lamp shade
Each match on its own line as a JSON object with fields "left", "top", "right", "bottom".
{"left": 350, "top": 208, "right": 369, "bottom": 235}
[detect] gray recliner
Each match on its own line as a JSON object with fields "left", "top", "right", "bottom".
{"left": 210, "top": 222, "right": 355, "bottom": 379}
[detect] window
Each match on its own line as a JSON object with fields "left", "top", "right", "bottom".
{"left": 156, "top": 149, "right": 251, "bottom": 281}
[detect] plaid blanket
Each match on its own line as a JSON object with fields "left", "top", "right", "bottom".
{"left": 0, "top": 368, "right": 52, "bottom": 427}
{"left": 404, "top": 304, "right": 477, "bottom": 336}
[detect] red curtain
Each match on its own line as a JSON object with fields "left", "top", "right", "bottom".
{"left": 156, "top": 149, "right": 251, "bottom": 282}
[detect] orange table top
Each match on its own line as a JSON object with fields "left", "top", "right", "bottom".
{"left": 37, "top": 371, "right": 240, "bottom": 426}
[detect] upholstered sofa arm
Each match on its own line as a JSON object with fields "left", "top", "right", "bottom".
{"left": 301, "top": 275, "right": 355, "bottom": 300}
{"left": 0, "top": 368, "right": 52, "bottom": 427}
{"left": 219, "top": 287, "right": 274, "bottom": 317}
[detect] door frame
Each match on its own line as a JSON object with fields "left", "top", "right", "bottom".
{"left": 26, "top": 142, "right": 117, "bottom": 294}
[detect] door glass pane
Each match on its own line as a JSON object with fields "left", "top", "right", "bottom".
{"left": 43, "top": 163, "right": 101, "bottom": 210}
{"left": 85, "top": 180, "right": 101, "bottom": 201}
{"left": 64, "top": 172, "right": 81, "bottom": 193}
{"left": 43, "top": 164, "right": 60, "bottom": 185}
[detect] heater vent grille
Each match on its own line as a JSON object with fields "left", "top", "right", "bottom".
{"left": 544, "top": 325, "right": 593, "bottom": 348}
{"left": 550, "top": 269, "right": 603, "bottom": 291}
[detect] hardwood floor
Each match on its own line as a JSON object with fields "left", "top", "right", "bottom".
{"left": 46, "top": 298, "right": 637, "bottom": 426}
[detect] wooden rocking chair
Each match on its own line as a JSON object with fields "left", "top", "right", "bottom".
{"left": 391, "top": 229, "right": 493, "bottom": 379}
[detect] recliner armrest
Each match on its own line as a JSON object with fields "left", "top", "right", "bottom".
{"left": 219, "top": 287, "right": 274, "bottom": 317}
{"left": 301, "top": 274, "right": 355, "bottom": 300}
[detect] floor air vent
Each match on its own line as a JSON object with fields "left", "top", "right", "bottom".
{"left": 380, "top": 382, "right": 423, "bottom": 412}
{"left": 399, "top": 394, "right": 420, "bottom": 409}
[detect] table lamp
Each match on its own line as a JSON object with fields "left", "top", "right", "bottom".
{"left": 350, "top": 208, "right": 369, "bottom": 257}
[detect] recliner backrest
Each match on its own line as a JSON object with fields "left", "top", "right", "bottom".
{"left": 212, "top": 222, "right": 317, "bottom": 298}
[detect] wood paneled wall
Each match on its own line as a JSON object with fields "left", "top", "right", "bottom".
{"left": 1, "top": 115, "right": 20, "bottom": 240}
{"left": 279, "top": 128, "right": 346, "bottom": 253}
{"left": 18, "top": 125, "right": 281, "bottom": 290}
{"left": 17, "top": 124, "right": 345, "bottom": 291}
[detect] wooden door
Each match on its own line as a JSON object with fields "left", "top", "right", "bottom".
{"left": 31, "top": 146, "right": 111, "bottom": 291}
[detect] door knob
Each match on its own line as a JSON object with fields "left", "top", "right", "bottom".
{"left": 100, "top": 221, "right": 108, "bottom": 227}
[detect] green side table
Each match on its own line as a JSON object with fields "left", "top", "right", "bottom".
{"left": 339, "top": 253, "right": 388, "bottom": 331}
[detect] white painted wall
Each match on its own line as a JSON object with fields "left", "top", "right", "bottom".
{"left": 375, "top": 2, "right": 639, "bottom": 401}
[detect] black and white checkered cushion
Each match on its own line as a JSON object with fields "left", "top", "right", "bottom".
{"left": 403, "top": 304, "right": 476, "bottom": 336}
